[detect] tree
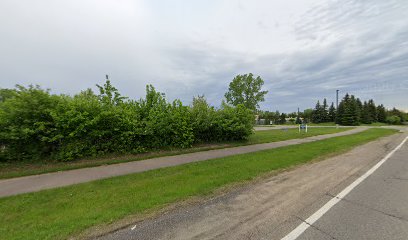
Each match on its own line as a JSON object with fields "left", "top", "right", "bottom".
{"left": 279, "top": 113, "right": 287, "bottom": 124}
{"left": 377, "top": 104, "right": 387, "bottom": 123}
{"left": 224, "top": 73, "right": 268, "bottom": 111}
{"left": 356, "top": 98, "right": 363, "bottom": 122}
{"left": 337, "top": 93, "right": 359, "bottom": 126}
{"left": 367, "top": 99, "right": 377, "bottom": 122}
{"left": 388, "top": 107, "right": 406, "bottom": 123}
{"left": 361, "top": 101, "right": 371, "bottom": 124}
{"left": 322, "top": 98, "right": 329, "bottom": 122}
{"left": 328, "top": 102, "right": 336, "bottom": 122}
{"left": 312, "top": 100, "right": 322, "bottom": 123}
{"left": 303, "top": 108, "right": 313, "bottom": 123}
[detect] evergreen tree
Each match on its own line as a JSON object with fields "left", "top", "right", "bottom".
{"left": 312, "top": 100, "right": 322, "bottom": 123}
{"left": 361, "top": 101, "right": 371, "bottom": 124}
{"left": 367, "top": 99, "right": 377, "bottom": 122}
{"left": 322, "top": 98, "right": 329, "bottom": 122}
{"left": 356, "top": 98, "right": 363, "bottom": 122}
{"left": 377, "top": 104, "right": 387, "bottom": 123}
{"left": 328, "top": 102, "right": 336, "bottom": 122}
{"left": 337, "top": 93, "right": 359, "bottom": 126}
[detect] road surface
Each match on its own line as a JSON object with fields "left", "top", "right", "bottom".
{"left": 93, "top": 128, "right": 408, "bottom": 240}
{"left": 291, "top": 135, "right": 408, "bottom": 240}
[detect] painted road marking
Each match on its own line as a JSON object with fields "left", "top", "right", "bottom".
{"left": 281, "top": 136, "right": 408, "bottom": 240}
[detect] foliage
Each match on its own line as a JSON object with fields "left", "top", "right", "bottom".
{"left": 224, "top": 73, "right": 268, "bottom": 111}
{"left": 328, "top": 102, "right": 336, "bottom": 122}
{"left": 0, "top": 85, "right": 61, "bottom": 161}
{"left": 256, "top": 110, "right": 280, "bottom": 125}
{"left": 386, "top": 115, "right": 401, "bottom": 125}
{"left": 309, "top": 93, "right": 404, "bottom": 126}
{"left": 0, "top": 81, "right": 253, "bottom": 162}
{"left": 336, "top": 94, "right": 360, "bottom": 126}
{"left": 376, "top": 104, "right": 387, "bottom": 123}
{"left": 303, "top": 108, "right": 313, "bottom": 123}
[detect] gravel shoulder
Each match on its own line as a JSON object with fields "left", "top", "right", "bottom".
{"left": 96, "top": 128, "right": 407, "bottom": 240}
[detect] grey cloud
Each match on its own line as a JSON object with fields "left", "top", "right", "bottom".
{"left": 0, "top": 0, "right": 407, "bottom": 113}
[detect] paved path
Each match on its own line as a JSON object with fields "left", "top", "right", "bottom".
{"left": 95, "top": 129, "right": 408, "bottom": 240}
{"left": 0, "top": 127, "right": 367, "bottom": 198}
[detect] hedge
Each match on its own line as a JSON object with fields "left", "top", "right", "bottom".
{"left": 0, "top": 82, "right": 253, "bottom": 161}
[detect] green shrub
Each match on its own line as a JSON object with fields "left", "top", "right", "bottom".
{"left": 0, "top": 82, "right": 254, "bottom": 162}
{"left": 386, "top": 115, "right": 401, "bottom": 125}
{"left": 0, "top": 85, "right": 60, "bottom": 161}
{"left": 190, "top": 96, "right": 217, "bottom": 142}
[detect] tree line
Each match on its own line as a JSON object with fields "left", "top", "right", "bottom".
{"left": 257, "top": 94, "right": 406, "bottom": 126}
{"left": 311, "top": 93, "right": 406, "bottom": 125}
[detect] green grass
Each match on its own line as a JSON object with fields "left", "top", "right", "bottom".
{"left": 306, "top": 122, "right": 337, "bottom": 126}
{"left": 0, "top": 127, "right": 350, "bottom": 179}
{"left": 247, "top": 127, "right": 349, "bottom": 144}
{"left": 361, "top": 122, "right": 390, "bottom": 126}
{"left": 0, "top": 128, "right": 397, "bottom": 240}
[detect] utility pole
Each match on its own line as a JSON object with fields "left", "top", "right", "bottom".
{"left": 336, "top": 90, "right": 339, "bottom": 110}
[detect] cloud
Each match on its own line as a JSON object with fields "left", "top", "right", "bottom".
{"left": 0, "top": 0, "right": 407, "bottom": 112}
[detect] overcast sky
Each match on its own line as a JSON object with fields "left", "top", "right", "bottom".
{"left": 1, "top": 0, "right": 407, "bottom": 112}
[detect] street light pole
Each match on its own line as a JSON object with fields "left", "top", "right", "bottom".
{"left": 336, "top": 89, "right": 339, "bottom": 110}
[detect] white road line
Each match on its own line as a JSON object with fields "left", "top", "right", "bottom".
{"left": 281, "top": 136, "right": 408, "bottom": 240}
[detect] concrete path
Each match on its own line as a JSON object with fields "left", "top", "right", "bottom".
{"left": 0, "top": 127, "right": 367, "bottom": 198}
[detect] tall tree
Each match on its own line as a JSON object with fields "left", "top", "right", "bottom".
{"left": 312, "top": 100, "right": 323, "bottom": 123}
{"left": 361, "top": 101, "right": 371, "bottom": 124}
{"left": 356, "top": 98, "right": 363, "bottom": 122}
{"left": 337, "top": 93, "right": 359, "bottom": 126}
{"left": 328, "top": 102, "right": 336, "bottom": 122}
{"left": 377, "top": 104, "right": 387, "bottom": 123}
{"left": 224, "top": 73, "right": 268, "bottom": 111}
{"left": 303, "top": 108, "right": 313, "bottom": 123}
{"left": 322, "top": 98, "right": 329, "bottom": 122}
{"left": 367, "top": 99, "right": 377, "bottom": 122}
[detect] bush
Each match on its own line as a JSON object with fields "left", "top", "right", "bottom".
{"left": 190, "top": 96, "right": 217, "bottom": 142}
{"left": 213, "top": 103, "right": 253, "bottom": 141}
{"left": 0, "top": 85, "right": 61, "bottom": 161}
{"left": 386, "top": 115, "right": 401, "bottom": 125}
{"left": 0, "top": 82, "right": 253, "bottom": 162}
{"left": 190, "top": 97, "right": 253, "bottom": 142}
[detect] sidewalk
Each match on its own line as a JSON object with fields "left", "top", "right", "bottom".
{"left": 0, "top": 128, "right": 367, "bottom": 198}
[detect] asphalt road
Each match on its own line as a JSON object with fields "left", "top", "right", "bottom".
{"left": 93, "top": 128, "right": 408, "bottom": 240}
{"left": 293, "top": 136, "right": 408, "bottom": 240}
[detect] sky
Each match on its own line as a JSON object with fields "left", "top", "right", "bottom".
{"left": 1, "top": 0, "right": 407, "bottom": 112}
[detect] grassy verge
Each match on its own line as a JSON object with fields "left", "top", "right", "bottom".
{"left": 0, "top": 128, "right": 397, "bottom": 240}
{"left": 0, "top": 127, "right": 350, "bottom": 179}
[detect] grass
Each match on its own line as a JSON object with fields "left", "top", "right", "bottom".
{"left": 361, "top": 122, "right": 390, "bottom": 126}
{"left": 0, "top": 127, "right": 351, "bottom": 179}
{"left": 0, "top": 128, "right": 397, "bottom": 240}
